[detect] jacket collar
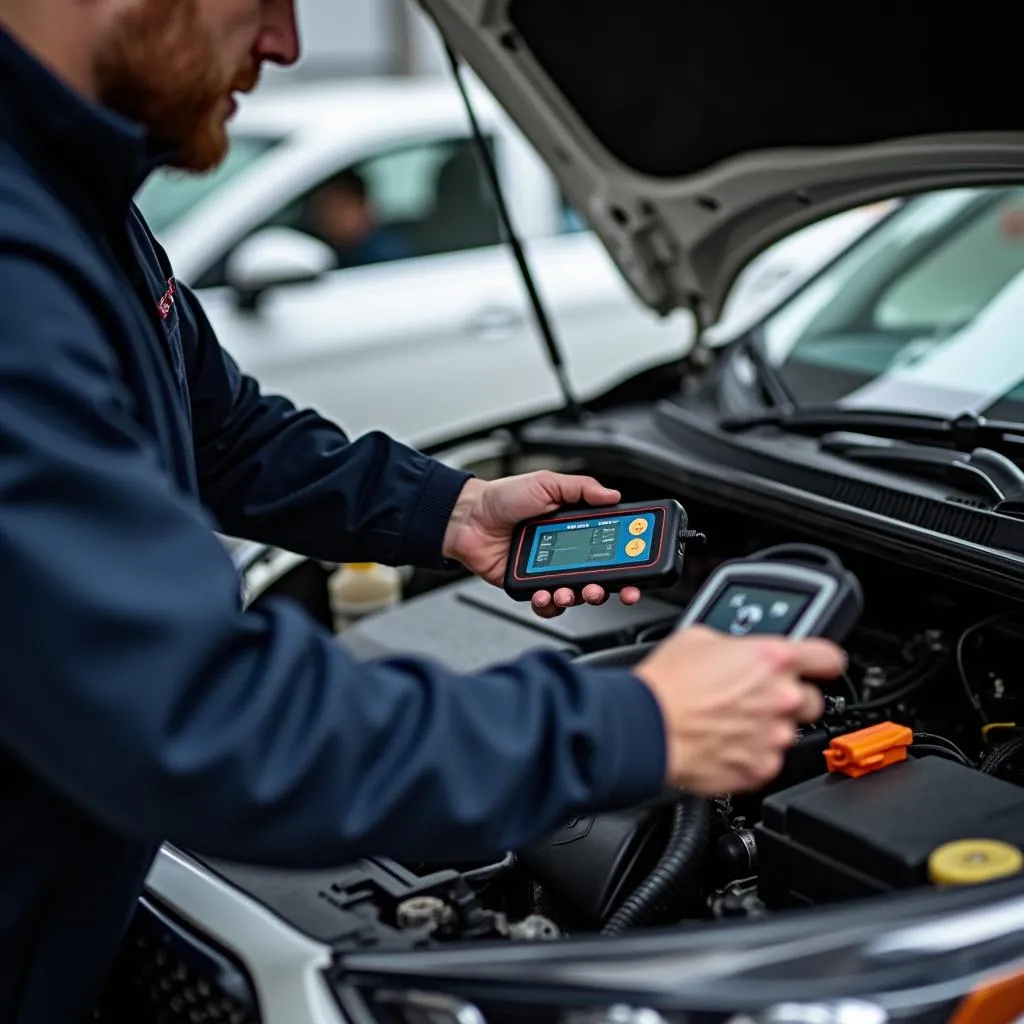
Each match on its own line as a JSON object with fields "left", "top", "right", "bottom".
{"left": 0, "top": 27, "right": 171, "bottom": 224}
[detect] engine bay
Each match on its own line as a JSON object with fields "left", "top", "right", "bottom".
{"left": 196, "top": 467, "right": 1024, "bottom": 956}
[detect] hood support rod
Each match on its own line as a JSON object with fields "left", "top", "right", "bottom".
{"left": 445, "top": 43, "right": 583, "bottom": 423}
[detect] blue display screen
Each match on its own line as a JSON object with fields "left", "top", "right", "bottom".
{"left": 525, "top": 512, "right": 658, "bottom": 575}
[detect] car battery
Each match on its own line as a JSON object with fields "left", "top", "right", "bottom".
{"left": 755, "top": 734, "right": 1024, "bottom": 908}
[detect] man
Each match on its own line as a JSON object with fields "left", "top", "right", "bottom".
{"left": 0, "top": 0, "right": 844, "bottom": 1019}
{"left": 310, "top": 168, "right": 413, "bottom": 267}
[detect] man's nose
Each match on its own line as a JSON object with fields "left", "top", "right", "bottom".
{"left": 256, "top": 0, "right": 301, "bottom": 67}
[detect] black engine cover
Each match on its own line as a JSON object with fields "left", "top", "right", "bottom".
{"left": 519, "top": 805, "right": 670, "bottom": 929}
{"left": 756, "top": 755, "right": 1024, "bottom": 907}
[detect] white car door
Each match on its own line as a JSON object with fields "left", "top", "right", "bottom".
{"left": 198, "top": 133, "right": 561, "bottom": 448}
{"left": 474, "top": 138, "right": 697, "bottom": 402}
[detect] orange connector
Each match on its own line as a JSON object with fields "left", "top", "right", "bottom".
{"left": 823, "top": 721, "right": 913, "bottom": 778}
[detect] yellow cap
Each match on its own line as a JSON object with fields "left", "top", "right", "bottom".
{"left": 344, "top": 563, "right": 378, "bottom": 571}
{"left": 928, "top": 840, "right": 1024, "bottom": 887}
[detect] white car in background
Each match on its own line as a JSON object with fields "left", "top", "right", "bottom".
{"left": 136, "top": 77, "right": 889, "bottom": 448}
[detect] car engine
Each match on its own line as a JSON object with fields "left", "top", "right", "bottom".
{"left": 99, "top": 467, "right": 1024, "bottom": 1022}
{"left": 200, "top": 476, "right": 1024, "bottom": 942}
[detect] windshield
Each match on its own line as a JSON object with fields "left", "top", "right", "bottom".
{"left": 134, "top": 135, "right": 280, "bottom": 235}
{"left": 760, "top": 187, "right": 1024, "bottom": 422}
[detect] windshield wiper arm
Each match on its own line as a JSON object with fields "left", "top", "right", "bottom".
{"left": 818, "top": 431, "right": 1024, "bottom": 515}
{"left": 722, "top": 332, "right": 1024, "bottom": 454}
{"left": 735, "top": 334, "right": 798, "bottom": 414}
{"left": 721, "top": 404, "right": 1024, "bottom": 456}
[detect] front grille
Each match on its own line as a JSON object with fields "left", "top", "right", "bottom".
{"left": 96, "top": 898, "right": 260, "bottom": 1024}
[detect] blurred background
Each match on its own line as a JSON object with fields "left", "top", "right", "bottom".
{"left": 263, "top": 0, "right": 449, "bottom": 82}
{"left": 135, "top": 0, "right": 893, "bottom": 454}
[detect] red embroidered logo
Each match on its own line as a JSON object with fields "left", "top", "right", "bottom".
{"left": 157, "top": 277, "right": 176, "bottom": 320}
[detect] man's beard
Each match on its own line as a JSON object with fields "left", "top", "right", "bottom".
{"left": 93, "top": 0, "right": 259, "bottom": 172}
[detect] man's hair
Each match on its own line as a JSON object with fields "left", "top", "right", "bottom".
{"left": 327, "top": 168, "right": 368, "bottom": 202}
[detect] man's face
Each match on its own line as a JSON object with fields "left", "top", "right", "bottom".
{"left": 93, "top": 0, "right": 298, "bottom": 172}
{"left": 315, "top": 186, "right": 373, "bottom": 247}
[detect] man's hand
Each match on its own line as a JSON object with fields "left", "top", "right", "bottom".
{"left": 442, "top": 472, "right": 641, "bottom": 617}
{"left": 634, "top": 626, "right": 844, "bottom": 795}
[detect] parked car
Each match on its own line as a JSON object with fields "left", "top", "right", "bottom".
{"left": 100, "top": 7, "right": 1024, "bottom": 1024}
{"left": 136, "top": 77, "right": 882, "bottom": 448}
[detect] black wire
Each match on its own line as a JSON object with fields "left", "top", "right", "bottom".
{"left": 462, "top": 852, "right": 517, "bottom": 884}
{"left": 836, "top": 671, "right": 859, "bottom": 705}
{"left": 956, "top": 612, "right": 1012, "bottom": 724}
{"left": 912, "top": 731, "right": 973, "bottom": 766}
{"left": 847, "top": 653, "right": 946, "bottom": 712}
{"left": 909, "top": 743, "right": 972, "bottom": 767}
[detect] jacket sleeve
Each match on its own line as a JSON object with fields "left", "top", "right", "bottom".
{"left": 181, "top": 279, "right": 471, "bottom": 566}
{"left": 0, "top": 255, "right": 667, "bottom": 865}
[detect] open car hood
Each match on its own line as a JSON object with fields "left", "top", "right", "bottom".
{"left": 418, "top": 0, "right": 1024, "bottom": 324}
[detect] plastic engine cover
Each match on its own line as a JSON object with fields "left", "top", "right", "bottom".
{"left": 339, "top": 577, "right": 680, "bottom": 672}
{"left": 755, "top": 755, "right": 1024, "bottom": 907}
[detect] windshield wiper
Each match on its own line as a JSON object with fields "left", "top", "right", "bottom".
{"left": 722, "top": 334, "right": 1024, "bottom": 456}
{"left": 817, "top": 431, "right": 1024, "bottom": 515}
{"left": 732, "top": 333, "right": 799, "bottom": 415}
{"left": 721, "top": 403, "right": 1024, "bottom": 455}
{"left": 720, "top": 336, "right": 1024, "bottom": 505}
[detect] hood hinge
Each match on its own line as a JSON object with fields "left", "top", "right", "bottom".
{"left": 632, "top": 217, "right": 678, "bottom": 313}
{"left": 633, "top": 217, "right": 712, "bottom": 362}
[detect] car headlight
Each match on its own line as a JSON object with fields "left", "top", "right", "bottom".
{"left": 334, "top": 987, "right": 899, "bottom": 1024}
{"left": 335, "top": 981, "right": 1024, "bottom": 1024}
{"left": 329, "top": 884, "right": 1024, "bottom": 1024}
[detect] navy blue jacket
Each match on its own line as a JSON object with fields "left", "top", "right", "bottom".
{"left": 0, "top": 30, "right": 666, "bottom": 1023}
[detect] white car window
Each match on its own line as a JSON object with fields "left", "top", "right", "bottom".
{"left": 198, "top": 135, "right": 504, "bottom": 290}
{"left": 362, "top": 144, "right": 455, "bottom": 221}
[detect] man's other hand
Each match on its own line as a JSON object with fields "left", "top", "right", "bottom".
{"left": 635, "top": 626, "right": 844, "bottom": 795}
{"left": 442, "top": 471, "right": 642, "bottom": 616}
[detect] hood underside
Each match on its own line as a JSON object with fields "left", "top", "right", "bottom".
{"left": 417, "top": 0, "right": 1024, "bottom": 323}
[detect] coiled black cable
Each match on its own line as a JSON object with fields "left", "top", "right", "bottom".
{"left": 980, "top": 735, "right": 1024, "bottom": 777}
{"left": 601, "top": 794, "right": 711, "bottom": 935}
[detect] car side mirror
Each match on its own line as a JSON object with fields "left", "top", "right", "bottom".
{"left": 225, "top": 227, "right": 337, "bottom": 312}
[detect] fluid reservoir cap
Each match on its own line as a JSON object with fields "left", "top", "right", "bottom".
{"left": 928, "top": 839, "right": 1024, "bottom": 886}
